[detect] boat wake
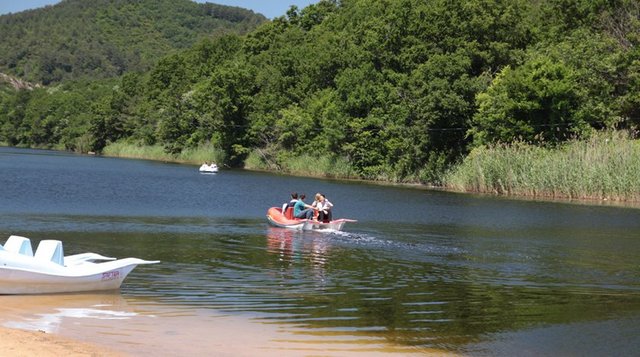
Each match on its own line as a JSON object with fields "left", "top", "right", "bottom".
{"left": 323, "top": 227, "right": 467, "bottom": 260}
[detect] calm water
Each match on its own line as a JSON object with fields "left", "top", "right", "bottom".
{"left": 1, "top": 147, "right": 639, "bottom": 356}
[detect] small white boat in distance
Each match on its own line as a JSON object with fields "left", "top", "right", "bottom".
{"left": 0, "top": 235, "right": 159, "bottom": 294}
{"left": 199, "top": 163, "right": 219, "bottom": 173}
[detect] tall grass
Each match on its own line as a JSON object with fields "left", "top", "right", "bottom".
{"left": 103, "top": 141, "right": 225, "bottom": 164}
{"left": 245, "top": 149, "right": 357, "bottom": 179}
{"left": 176, "top": 143, "right": 226, "bottom": 164}
{"left": 103, "top": 142, "right": 170, "bottom": 161}
{"left": 445, "top": 131, "right": 640, "bottom": 201}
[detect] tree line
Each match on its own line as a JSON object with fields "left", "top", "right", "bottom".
{"left": 1, "top": 0, "right": 638, "bottom": 184}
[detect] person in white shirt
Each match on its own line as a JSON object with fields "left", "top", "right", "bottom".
{"left": 312, "top": 193, "right": 333, "bottom": 222}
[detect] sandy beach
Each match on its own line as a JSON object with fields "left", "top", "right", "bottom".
{"left": 0, "top": 324, "right": 449, "bottom": 356}
{"left": 0, "top": 327, "right": 124, "bottom": 357}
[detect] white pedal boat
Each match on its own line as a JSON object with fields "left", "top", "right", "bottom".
{"left": 199, "top": 163, "right": 219, "bottom": 173}
{"left": 0, "top": 235, "right": 159, "bottom": 294}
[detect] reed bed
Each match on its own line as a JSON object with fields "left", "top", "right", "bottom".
{"left": 103, "top": 142, "right": 225, "bottom": 164}
{"left": 175, "top": 143, "right": 225, "bottom": 165}
{"left": 245, "top": 149, "right": 357, "bottom": 179}
{"left": 445, "top": 132, "right": 640, "bottom": 202}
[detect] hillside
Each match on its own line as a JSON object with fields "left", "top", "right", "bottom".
{"left": 0, "top": 0, "right": 638, "bottom": 191}
{"left": 0, "top": 0, "right": 266, "bottom": 84}
{"left": 0, "top": 72, "right": 41, "bottom": 90}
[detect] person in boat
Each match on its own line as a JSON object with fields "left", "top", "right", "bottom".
{"left": 294, "top": 193, "right": 316, "bottom": 220}
{"left": 312, "top": 193, "right": 333, "bottom": 222}
{"left": 288, "top": 192, "right": 298, "bottom": 207}
{"left": 282, "top": 192, "right": 298, "bottom": 212}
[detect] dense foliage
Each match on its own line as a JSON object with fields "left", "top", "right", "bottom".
{"left": 1, "top": 0, "right": 639, "bottom": 184}
{"left": 0, "top": 0, "right": 266, "bottom": 84}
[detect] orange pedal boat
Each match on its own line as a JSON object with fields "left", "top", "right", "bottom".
{"left": 266, "top": 207, "right": 356, "bottom": 231}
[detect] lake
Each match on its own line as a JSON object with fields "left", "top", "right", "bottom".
{"left": 0, "top": 147, "right": 639, "bottom": 356}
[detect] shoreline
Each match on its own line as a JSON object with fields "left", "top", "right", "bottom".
{"left": 3, "top": 144, "right": 639, "bottom": 209}
{"left": 98, "top": 150, "right": 640, "bottom": 210}
{"left": 0, "top": 326, "right": 125, "bottom": 357}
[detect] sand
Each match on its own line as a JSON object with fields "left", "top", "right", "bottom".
{"left": 0, "top": 327, "right": 125, "bottom": 357}
{"left": 0, "top": 292, "right": 453, "bottom": 356}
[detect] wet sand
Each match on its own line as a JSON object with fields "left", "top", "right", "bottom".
{"left": 0, "top": 324, "right": 456, "bottom": 357}
{"left": 0, "top": 324, "right": 448, "bottom": 357}
{"left": 0, "top": 293, "right": 450, "bottom": 356}
{"left": 0, "top": 326, "right": 124, "bottom": 357}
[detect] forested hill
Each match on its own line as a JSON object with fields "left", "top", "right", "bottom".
{"left": 0, "top": 0, "right": 638, "bottom": 185}
{"left": 0, "top": 0, "right": 266, "bottom": 84}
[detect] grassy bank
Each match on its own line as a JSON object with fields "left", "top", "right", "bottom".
{"left": 102, "top": 141, "right": 358, "bottom": 179}
{"left": 102, "top": 142, "right": 225, "bottom": 165}
{"left": 244, "top": 149, "right": 358, "bottom": 179}
{"left": 101, "top": 133, "right": 640, "bottom": 204}
{"left": 445, "top": 132, "right": 640, "bottom": 202}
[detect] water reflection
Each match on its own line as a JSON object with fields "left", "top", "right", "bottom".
{"left": 0, "top": 293, "right": 137, "bottom": 333}
{"left": 266, "top": 227, "right": 295, "bottom": 266}
{"left": 266, "top": 227, "right": 330, "bottom": 285}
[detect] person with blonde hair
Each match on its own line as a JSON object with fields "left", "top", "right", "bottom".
{"left": 312, "top": 193, "right": 333, "bottom": 222}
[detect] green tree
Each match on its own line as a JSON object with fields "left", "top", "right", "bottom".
{"left": 471, "top": 57, "right": 581, "bottom": 146}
